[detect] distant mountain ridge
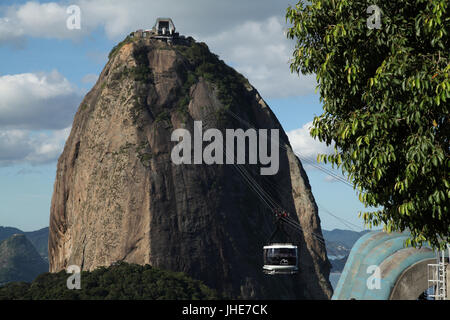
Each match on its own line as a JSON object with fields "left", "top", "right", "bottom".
{"left": 0, "top": 227, "right": 22, "bottom": 242}
{"left": 0, "top": 226, "right": 370, "bottom": 271}
{"left": 0, "top": 234, "right": 48, "bottom": 284}
{"left": 0, "top": 226, "right": 369, "bottom": 269}
{"left": 0, "top": 227, "right": 48, "bottom": 262}
{"left": 0, "top": 225, "right": 368, "bottom": 280}
{"left": 323, "top": 229, "right": 371, "bottom": 249}
{"left": 322, "top": 229, "right": 371, "bottom": 272}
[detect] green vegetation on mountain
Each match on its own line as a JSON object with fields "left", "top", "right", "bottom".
{"left": 175, "top": 42, "right": 251, "bottom": 121}
{"left": 0, "top": 226, "right": 49, "bottom": 261}
{"left": 108, "top": 36, "right": 133, "bottom": 60}
{"left": 0, "top": 234, "right": 48, "bottom": 284}
{"left": 287, "top": 0, "right": 449, "bottom": 248}
{"left": 0, "top": 227, "right": 22, "bottom": 242}
{"left": 0, "top": 262, "right": 221, "bottom": 300}
{"left": 22, "top": 228, "right": 49, "bottom": 261}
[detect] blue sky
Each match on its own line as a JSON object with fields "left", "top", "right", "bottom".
{"left": 0, "top": 0, "right": 373, "bottom": 232}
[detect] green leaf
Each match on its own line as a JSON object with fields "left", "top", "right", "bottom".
{"left": 286, "top": 0, "right": 450, "bottom": 249}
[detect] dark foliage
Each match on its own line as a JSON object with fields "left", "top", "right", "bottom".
{"left": 287, "top": 0, "right": 449, "bottom": 248}
{"left": 0, "top": 262, "right": 221, "bottom": 300}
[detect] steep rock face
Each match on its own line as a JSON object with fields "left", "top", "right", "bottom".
{"left": 49, "top": 37, "right": 332, "bottom": 299}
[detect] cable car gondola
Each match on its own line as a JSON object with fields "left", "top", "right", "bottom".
{"left": 213, "top": 108, "right": 333, "bottom": 276}
{"left": 263, "top": 243, "right": 298, "bottom": 275}
{"left": 263, "top": 210, "right": 299, "bottom": 275}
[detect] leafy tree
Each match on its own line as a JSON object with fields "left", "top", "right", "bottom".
{"left": 286, "top": 0, "right": 449, "bottom": 248}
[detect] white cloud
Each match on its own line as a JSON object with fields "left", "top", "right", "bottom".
{"left": 0, "top": 127, "right": 70, "bottom": 166}
{"left": 286, "top": 121, "right": 335, "bottom": 161}
{"left": 0, "top": 1, "right": 313, "bottom": 98}
{"left": 0, "top": 1, "right": 86, "bottom": 45}
{"left": 26, "top": 127, "right": 71, "bottom": 164}
{"left": 0, "top": 70, "right": 81, "bottom": 130}
{"left": 0, "top": 70, "right": 78, "bottom": 166}
{"left": 200, "top": 16, "right": 317, "bottom": 99}
{"left": 76, "top": 0, "right": 298, "bottom": 39}
{"left": 0, "top": 129, "right": 33, "bottom": 161}
{"left": 0, "top": 0, "right": 298, "bottom": 43}
{"left": 0, "top": 1, "right": 314, "bottom": 166}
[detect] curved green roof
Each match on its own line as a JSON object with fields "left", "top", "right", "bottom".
{"left": 332, "top": 231, "right": 435, "bottom": 300}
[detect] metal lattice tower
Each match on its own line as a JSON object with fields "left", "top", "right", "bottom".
{"left": 427, "top": 245, "right": 449, "bottom": 300}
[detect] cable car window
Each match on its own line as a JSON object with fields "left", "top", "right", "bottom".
{"left": 263, "top": 247, "right": 297, "bottom": 266}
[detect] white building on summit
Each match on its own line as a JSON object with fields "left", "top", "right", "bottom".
{"left": 153, "top": 18, "right": 176, "bottom": 36}
{"left": 131, "top": 18, "right": 183, "bottom": 44}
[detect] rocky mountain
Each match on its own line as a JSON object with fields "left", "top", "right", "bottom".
{"left": 323, "top": 229, "right": 370, "bottom": 259}
{"left": 322, "top": 229, "right": 371, "bottom": 273}
{"left": 0, "top": 234, "right": 48, "bottom": 284}
{"left": 49, "top": 35, "right": 332, "bottom": 299}
{"left": 23, "top": 228, "right": 49, "bottom": 262}
{"left": 329, "top": 256, "right": 348, "bottom": 273}
{"left": 0, "top": 227, "right": 49, "bottom": 262}
{"left": 0, "top": 227, "right": 22, "bottom": 242}
{"left": 323, "top": 229, "right": 370, "bottom": 249}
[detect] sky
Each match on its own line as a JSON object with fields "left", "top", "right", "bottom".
{"left": 0, "top": 0, "right": 373, "bottom": 232}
